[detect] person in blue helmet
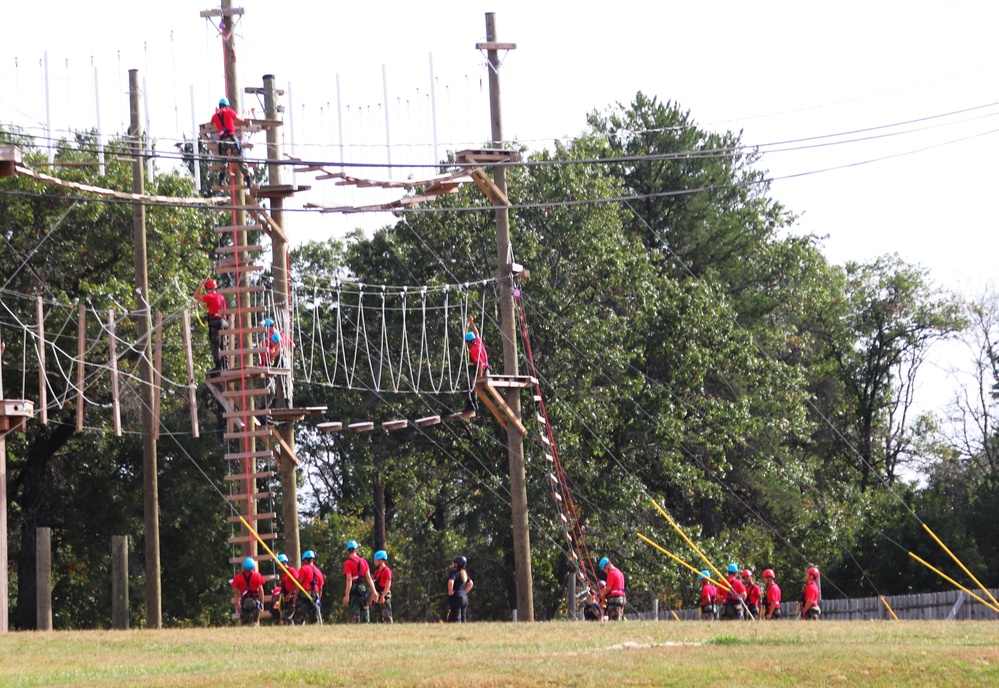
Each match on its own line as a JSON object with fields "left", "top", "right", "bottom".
{"left": 371, "top": 550, "right": 393, "bottom": 623}
{"left": 343, "top": 540, "right": 377, "bottom": 623}
{"left": 231, "top": 557, "right": 265, "bottom": 626}
{"left": 275, "top": 553, "right": 298, "bottom": 625}
{"left": 598, "top": 557, "right": 626, "bottom": 620}
{"left": 446, "top": 555, "right": 474, "bottom": 622}
{"left": 461, "top": 316, "right": 489, "bottom": 414}
{"left": 722, "top": 562, "right": 747, "bottom": 620}
{"left": 210, "top": 96, "right": 252, "bottom": 187}
{"left": 698, "top": 569, "right": 718, "bottom": 621}
{"left": 294, "top": 549, "right": 325, "bottom": 624}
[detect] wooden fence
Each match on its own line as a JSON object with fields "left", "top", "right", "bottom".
{"left": 621, "top": 588, "right": 999, "bottom": 621}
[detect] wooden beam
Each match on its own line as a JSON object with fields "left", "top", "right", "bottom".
{"left": 181, "top": 310, "right": 199, "bottom": 438}
{"left": 382, "top": 419, "right": 409, "bottom": 431}
{"left": 35, "top": 298, "right": 46, "bottom": 425}
{"left": 317, "top": 421, "right": 343, "bottom": 433}
{"left": 470, "top": 167, "right": 511, "bottom": 206}
{"left": 268, "top": 425, "right": 301, "bottom": 467}
{"left": 108, "top": 310, "right": 121, "bottom": 436}
{"left": 348, "top": 421, "right": 375, "bottom": 433}
{"left": 76, "top": 303, "right": 85, "bottom": 431}
{"left": 475, "top": 41, "right": 517, "bottom": 51}
{"left": 415, "top": 415, "right": 441, "bottom": 428}
{"left": 475, "top": 387, "right": 508, "bottom": 431}
{"left": 153, "top": 313, "right": 163, "bottom": 439}
{"left": 480, "top": 382, "right": 528, "bottom": 436}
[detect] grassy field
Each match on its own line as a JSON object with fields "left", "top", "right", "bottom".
{"left": 1, "top": 620, "right": 997, "bottom": 687}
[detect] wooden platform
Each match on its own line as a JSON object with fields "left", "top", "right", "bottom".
{"left": 268, "top": 406, "right": 326, "bottom": 422}
{"left": 0, "top": 399, "right": 34, "bottom": 432}
{"left": 474, "top": 377, "right": 529, "bottom": 437}
{"left": 250, "top": 184, "right": 311, "bottom": 199}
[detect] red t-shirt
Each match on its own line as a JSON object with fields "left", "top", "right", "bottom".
{"left": 231, "top": 570, "right": 265, "bottom": 597}
{"left": 745, "top": 582, "right": 762, "bottom": 606}
{"left": 467, "top": 339, "right": 489, "bottom": 369}
{"left": 726, "top": 576, "right": 747, "bottom": 603}
{"left": 199, "top": 292, "right": 227, "bottom": 318}
{"left": 343, "top": 554, "right": 370, "bottom": 582}
{"left": 604, "top": 565, "right": 625, "bottom": 597}
{"left": 766, "top": 583, "right": 781, "bottom": 609}
{"left": 803, "top": 580, "right": 820, "bottom": 607}
{"left": 714, "top": 587, "right": 728, "bottom": 605}
{"left": 373, "top": 564, "right": 392, "bottom": 593}
{"left": 280, "top": 566, "right": 299, "bottom": 595}
{"left": 212, "top": 106, "right": 240, "bottom": 136}
{"left": 699, "top": 581, "right": 717, "bottom": 607}
{"left": 297, "top": 563, "right": 325, "bottom": 593}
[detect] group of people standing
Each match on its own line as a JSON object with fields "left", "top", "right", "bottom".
{"left": 697, "top": 564, "right": 821, "bottom": 621}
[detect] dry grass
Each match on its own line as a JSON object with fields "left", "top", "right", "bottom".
{"left": 1, "top": 620, "right": 998, "bottom": 687}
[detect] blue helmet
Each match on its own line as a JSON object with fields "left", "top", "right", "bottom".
{"left": 271, "top": 332, "right": 281, "bottom": 344}
{"left": 302, "top": 549, "right": 316, "bottom": 560}
{"left": 727, "top": 562, "right": 739, "bottom": 574}
{"left": 599, "top": 557, "right": 610, "bottom": 571}
{"left": 346, "top": 539, "right": 359, "bottom": 551}
{"left": 219, "top": 97, "right": 230, "bottom": 107}
{"left": 242, "top": 557, "right": 256, "bottom": 571}
{"left": 277, "top": 553, "right": 289, "bottom": 564}
{"left": 464, "top": 331, "right": 476, "bottom": 342}
{"left": 263, "top": 318, "right": 275, "bottom": 327}
{"left": 698, "top": 569, "right": 711, "bottom": 580}
{"left": 374, "top": 550, "right": 388, "bottom": 561}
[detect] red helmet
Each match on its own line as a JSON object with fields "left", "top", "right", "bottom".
{"left": 204, "top": 278, "right": 217, "bottom": 290}
{"left": 807, "top": 566, "right": 820, "bottom": 580}
{"left": 762, "top": 568, "right": 775, "bottom": 579}
{"left": 742, "top": 569, "right": 753, "bottom": 579}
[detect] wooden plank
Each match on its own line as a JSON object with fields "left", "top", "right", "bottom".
{"left": 226, "top": 512, "right": 276, "bottom": 523}
{"left": 36, "top": 298, "right": 47, "bottom": 425}
{"left": 222, "top": 408, "right": 273, "bottom": 419}
{"left": 317, "top": 421, "right": 343, "bottom": 433}
{"left": 76, "top": 303, "right": 85, "bottom": 431}
{"left": 382, "top": 419, "right": 409, "bottom": 431}
{"left": 225, "top": 491, "right": 276, "bottom": 502}
{"left": 223, "top": 429, "right": 272, "bottom": 440}
{"left": 182, "top": 310, "right": 199, "bottom": 438}
{"left": 480, "top": 383, "right": 528, "bottom": 436}
{"left": 224, "top": 451, "right": 274, "bottom": 461}
{"left": 153, "top": 313, "right": 163, "bottom": 439}
{"left": 415, "top": 415, "right": 441, "bottom": 428}
{"left": 480, "top": 375, "right": 537, "bottom": 388}
{"left": 213, "top": 224, "right": 264, "bottom": 233}
{"left": 448, "top": 410, "right": 476, "bottom": 421}
{"left": 268, "top": 425, "right": 301, "bottom": 467}
{"left": 474, "top": 41, "right": 517, "bottom": 51}
{"left": 224, "top": 471, "right": 276, "bottom": 482}
{"left": 227, "top": 532, "right": 276, "bottom": 545}
{"left": 107, "top": 309, "right": 120, "bottom": 436}
{"left": 470, "top": 167, "right": 511, "bottom": 207}
{"left": 348, "top": 421, "right": 375, "bottom": 433}
{"left": 213, "top": 244, "right": 264, "bottom": 255}
{"left": 474, "top": 387, "right": 507, "bottom": 431}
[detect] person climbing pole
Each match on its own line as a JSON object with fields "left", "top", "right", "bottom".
{"left": 276, "top": 552, "right": 299, "bottom": 625}
{"left": 211, "top": 96, "right": 252, "bottom": 187}
{"left": 446, "top": 555, "right": 473, "bottom": 622}
{"left": 294, "top": 549, "right": 324, "bottom": 625}
{"left": 231, "top": 557, "right": 265, "bottom": 626}
{"left": 371, "top": 550, "right": 393, "bottom": 624}
{"left": 461, "top": 316, "right": 489, "bottom": 414}
{"left": 698, "top": 569, "right": 718, "bottom": 621}
{"left": 762, "top": 568, "right": 782, "bottom": 620}
{"left": 598, "top": 557, "right": 626, "bottom": 621}
{"left": 342, "top": 540, "right": 377, "bottom": 623}
{"left": 193, "top": 278, "right": 228, "bottom": 370}
{"left": 800, "top": 566, "right": 822, "bottom": 620}
{"left": 742, "top": 568, "right": 762, "bottom": 620}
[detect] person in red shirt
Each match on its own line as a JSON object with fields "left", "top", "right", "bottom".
{"left": 342, "top": 540, "right": 377, "bottom": 623}
{"left": 801, "top": 566, "right": 821, "bottom": 620}
{"left": 598, "top": 557, "right": 626, "bottom": 621}
{"left": 210, "top": 97, "right": 252, "bottom": 186}
{"left": 742, "top": 568, "right": 762, "bottom": 620}
{"left": 194, "top": 278, "right": 229, "bottom": 370}
{"left": 275, "top": 552, "right": 298, "bottom": 625}
{"left": 761, "top": 568, "right": 782, "bottom": 620}
{"left": 723, "top": 562, "right": 747, "bottom": 620}
{"left": 231, "top": 557, "right": 265, "bottom": 626}
{"left": 371, "top": 550, "right": 393, "bottom": 623}
{"left": 294, "top": 549, "right": 324, "bottom": 625}
{"left": 461, "top": 317, "right": 489, "bottom": 414}
{"left": 697, "top": 569, "right": 718, "bottom": 621}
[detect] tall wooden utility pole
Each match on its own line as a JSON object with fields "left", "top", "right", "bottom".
{"left": 129, "top": 68, "right": 162, "bottom": 628}
{"left": 482, "top": 12, "right": 533, "bottom": 622}
{"left": 262, "top": 73, "right": 300, "bottom": 565}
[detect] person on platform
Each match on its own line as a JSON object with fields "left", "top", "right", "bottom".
{"left": 371, "top": 550, "right": 393, "bottom": 624}
{"left": 762, "top": 568, "right": 782, "bottom": 620}
{"left": 598, "top": 556, "right": 626, "bottom": 621}
{"left": 698, "top": 569, "right": 718, "bottom": 620}
{"left": 194, "top": 278, "right": 229, "bottom": 370}
{"left": 231, "top": 557, "right": 265, "bottom": 626}
{"left": 722, "top": 563, "right": 747, "bottom": 620}
{"left": 801, "top": 566, "right": 822, "bottom": 620}
{"left": 342, "top": 540, "right": 377, "bottom": 623}
{"left": 211, "top": 97, "right": 252, "bottom": 186}
{"left": 461, "top": 316, "right": 489, "bottom": 414}
{"left": 742, "top": 568, "right": 762, "bottom": 620}
{"left": 294, "top": 549, "right": 324, "bottom": 624}
{"left": 446, "top": 555, "right": 474, "bottom": 622}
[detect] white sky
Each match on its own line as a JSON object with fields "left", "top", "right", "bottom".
{"left": 3, "top": 0, "right": 998, "bottom": 419}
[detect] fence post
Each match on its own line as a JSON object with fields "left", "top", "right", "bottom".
{"left": 36, "top": 527, "right": 52, "bottom": 630}
{"left": 112, "top": 535, "right": 129, "bottom": 630}
{"left": 653, "top": 598, "right": 659, "bottom": 621}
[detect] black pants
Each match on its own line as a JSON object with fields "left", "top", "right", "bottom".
{"left": 447, "top": 593, "right": 468, "bottom": 622}
{"left": 218, "top": 137, "right": 252, "bottom": 185}
{"left": 208, "top": 317, "right": 228, "bottom": 369}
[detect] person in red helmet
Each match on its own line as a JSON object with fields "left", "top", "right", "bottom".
{"left": 761, "top": 568, "right": 782, "bottom": 620}
{"left": 742, "top": 569, "right": 762, "bottom": 620}
{"left": 697, "top": 570, "right": 718, "bottom": 621}
{"left": 193, "top": 278, "right": 229, "bottom": 370}
{"left": 801, "top": 566, "right": 821, "bottom": 620}
{"left": 461, "top": 316, "right": 489, "bottom": 414}
{"left": 211, "top": 96, "right": 252, "bottom": 187}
